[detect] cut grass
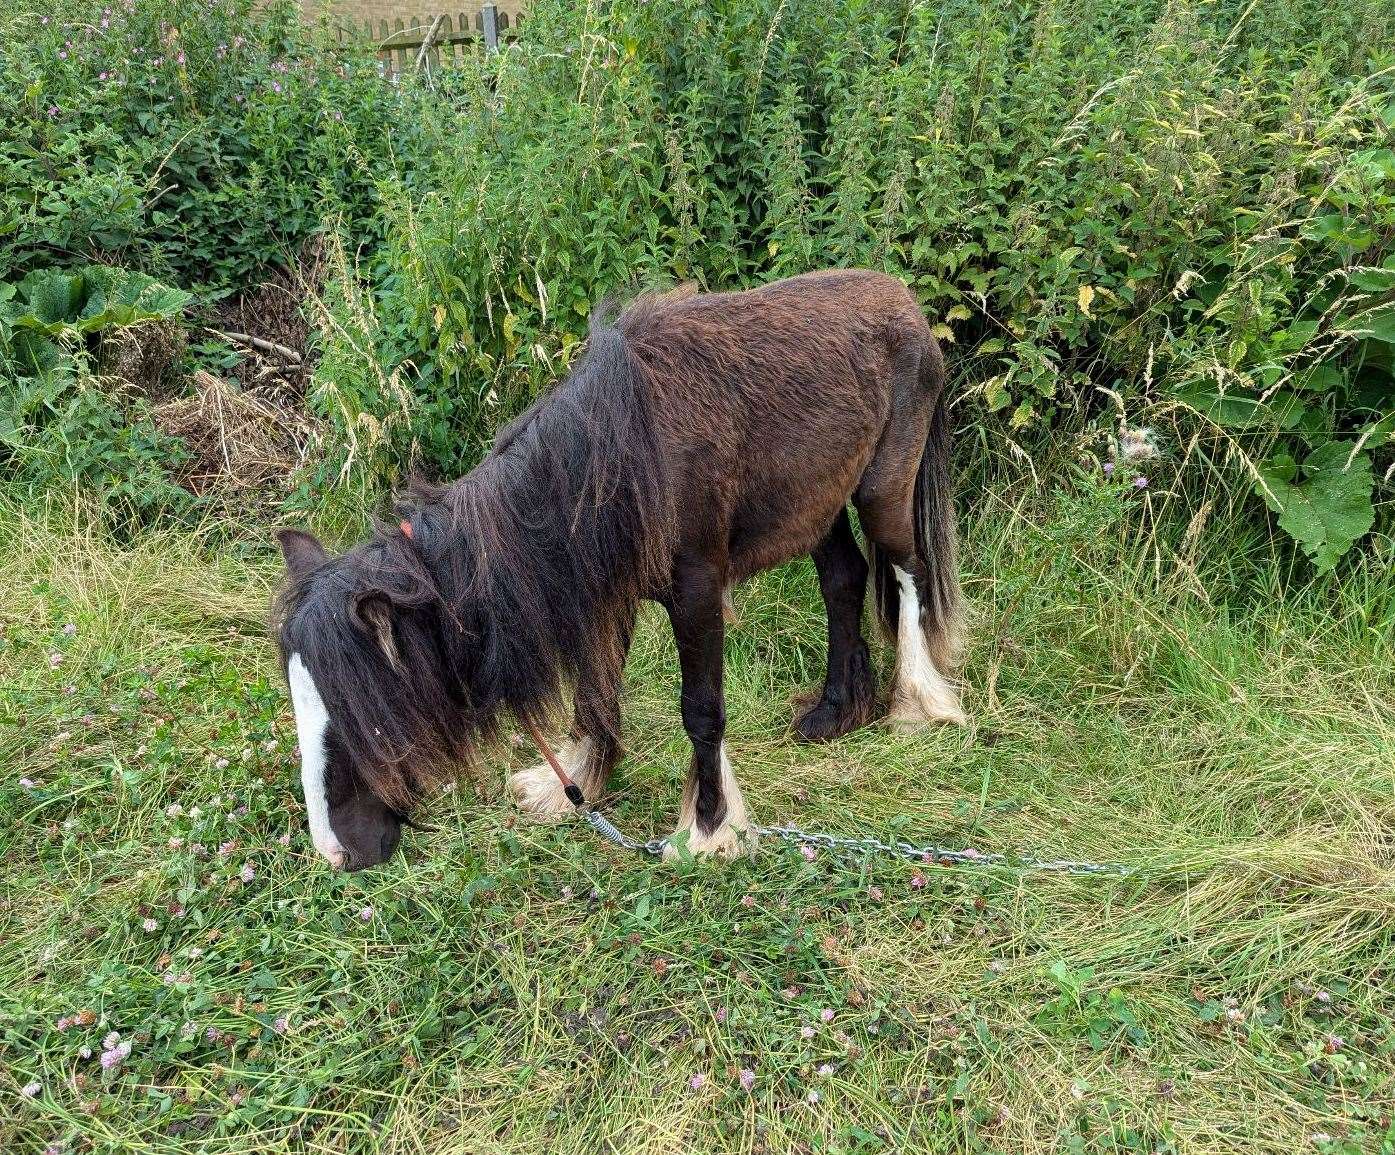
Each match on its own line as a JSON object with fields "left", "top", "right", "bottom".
{"left": 1, "top": 475, "right": 1393, "bottom": 1155}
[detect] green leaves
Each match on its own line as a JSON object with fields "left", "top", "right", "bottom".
{"left": 1256, "top": 442, "right": 1376, "bottom": 573}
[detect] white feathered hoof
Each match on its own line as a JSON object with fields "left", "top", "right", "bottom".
{"left": 509, "top": 737, "right": 594, "bottom": 822}
{"left": 663, "top": 744, "right": 757, "bottom": 862}
{"left": 508, "top": 763, "right": 575, "bottom": 822}
{"left": 888, "top": 566, "right": 968, "bottom": 728}
{"left": 887, "top": 682, "right": 967, "bottom": 728}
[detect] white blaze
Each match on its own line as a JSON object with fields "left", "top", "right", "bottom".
{"left": 287, "top": 653, "right": 347, "bottom": 868}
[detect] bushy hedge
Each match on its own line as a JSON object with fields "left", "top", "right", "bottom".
{"left": 2, "top": 0, "right": 1393, "bottom": 567}
{"left": 0, "top": 0, "right": 424, "bottom": 515}
{"left": 364, "top": 0, "right": 1394, "bottom": 569}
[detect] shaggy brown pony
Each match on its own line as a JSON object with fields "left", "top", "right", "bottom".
{"left": 274, "top": 269, "right": 964, "bottom": 870}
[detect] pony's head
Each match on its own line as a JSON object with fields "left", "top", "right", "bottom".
{"left": 273, "top": 525, "right": 473, "bottom": 870}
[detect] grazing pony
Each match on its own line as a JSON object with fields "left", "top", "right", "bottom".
{"left": 274, "top": 270, "right": 965, "bottom": 871}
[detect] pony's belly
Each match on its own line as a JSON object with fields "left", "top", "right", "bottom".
{"left": 725, "top": 447, "right": 875, "bottom": 582}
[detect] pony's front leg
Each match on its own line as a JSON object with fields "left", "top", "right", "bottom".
{"left": 662, "top": 558, "right": 755, "bottom": 861}
{"left": 511, "top": 608, "right": 634, "bottom": 821}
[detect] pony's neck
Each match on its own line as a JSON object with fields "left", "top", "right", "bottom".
{"left": 428, "top": 334, "right": 672, "bottom": 727}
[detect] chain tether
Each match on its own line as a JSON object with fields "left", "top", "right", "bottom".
{"left": 523, "top": 722, "right": 1130, "bottom": 876}
{"left": 576, "top": 809, "right": 1129, "bottom": 877}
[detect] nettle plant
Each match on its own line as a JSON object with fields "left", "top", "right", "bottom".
{"left": 1, "top": 0, "right": 404, "bottom": 291}
{"left": 0, "top": 266, "right": 196, "bottom": 518}
{"left": 340, "top": 0, "right": 1392, "bottom": 570}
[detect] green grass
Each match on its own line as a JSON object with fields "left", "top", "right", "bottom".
{"left": 2, "top": 471, "right": 1393, "bottom": 1155}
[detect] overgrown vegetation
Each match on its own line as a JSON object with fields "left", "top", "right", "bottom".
{"left": 2, "top": 0, "right": 1393, "bottom": 564}
{"left": 4, "top": 1, "right": 1395, "bottom": 1151}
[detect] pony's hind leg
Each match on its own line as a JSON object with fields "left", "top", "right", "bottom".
{"left": 795, "top": 509, "right": 878, "bottom": 741}
{"left": 855, "top": 345, "right": 966, "bottom": 727}
{"left": 511, "top": 607, "right": 634, "bottom": 820}
{"left": 661, "top": 555, "right": 755, "bottom": 860}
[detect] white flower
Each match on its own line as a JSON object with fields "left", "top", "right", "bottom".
{"left": 21, "top": 1080, "right": 41, "bottom": 1098}
{"left": 1117, "top": 425, "right": 1159, "bottom": 463}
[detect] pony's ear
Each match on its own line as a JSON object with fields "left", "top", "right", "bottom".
{"left": 350, "top": 590, "right": 403, "bottom": 672}
{"left": 277, "top": 529, "right": 328, "bottom": 579}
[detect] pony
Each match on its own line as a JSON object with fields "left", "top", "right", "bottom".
{"left": 273, "top": 269, "right": 965, "bottom": 870}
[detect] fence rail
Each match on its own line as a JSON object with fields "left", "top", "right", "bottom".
{"left": 335, "top": 2, "right": 526, "bottom": 73}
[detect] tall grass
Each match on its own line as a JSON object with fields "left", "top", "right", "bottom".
{"left": 3, "top": 470, "right": 1392, "bottom": 1153}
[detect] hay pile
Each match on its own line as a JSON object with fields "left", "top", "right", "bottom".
{"left": 153, "top": 370, "right": 309, "bottom": 497}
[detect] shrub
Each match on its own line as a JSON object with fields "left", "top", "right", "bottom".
{"left": 2, "top": 0, "right": 1392, "bottom": 568}
{"left": 0, "top": 0, "right": 415, "bottom": 291}
{"left": 347, "top": 0, "right": 1394, "bottom": 569}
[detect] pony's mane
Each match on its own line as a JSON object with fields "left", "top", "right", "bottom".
{"left": 276, "top": 297, "right": 676, "bottom": 809}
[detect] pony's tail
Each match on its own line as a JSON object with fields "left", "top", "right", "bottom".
{"left": 870, "top": 348, "right": 962, "bottom": 670}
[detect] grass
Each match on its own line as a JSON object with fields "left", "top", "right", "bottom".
{"left": 2, "top": 466, "right": 1393, "bottom": 1155}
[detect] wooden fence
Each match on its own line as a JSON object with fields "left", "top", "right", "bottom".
{"left": 336, "top": 2, "right": 526, "bottom": 74}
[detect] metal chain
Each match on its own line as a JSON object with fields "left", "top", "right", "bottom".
{"left": 577, "top": 807, "right": 1130, "bottom": 877}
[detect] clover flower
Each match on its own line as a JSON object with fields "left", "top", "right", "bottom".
{"left": 142, "top": 918, "right": 158, "bottom": 932}
{"left": 739, "top": 1068, "right": 755, "bottom": 1091}
{"left": 359, "top": 906, "right": 374, "bottom": 921}
{"left": 807, "top": 1089, "right": 821, "bottom": 1105}
{"left": 1132, "top": 476, "right": 1148, "bottom": 489}
{"left": 909, "top": 870, "right": 926, "bottom": 890}
{"left": 100, "top": 1040, "right": 131, "bottom": 1070}
{"left": 273, "top": 1015, "right": 289, "bottom": 1034}
{"left": 800, "top": 1025, "right": 815, "bottom": 1040}
{"left": 800, "top": 845, "right": 817, "bottom": 862}
{"left": 239, "top": 863, "right": 256, "bottom": 884}
{"left": 688, "top": 1073, "right": 705, "bottom": 1091}
{"left": 21, "top": 1080, "right": 41, "bottom": 1098}
{"left": 817, "top": 1063, "right": 834, "bottom": 1077}
{"left": 62, "top": 623, "right": 76, "bottom": 636}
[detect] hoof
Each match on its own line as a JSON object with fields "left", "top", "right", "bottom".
{"left": 508, "top": 763, "right": 575, "bottom": 822}
{"left": 665, "top": 743, "right": 756, "bottom": 862}
{"left": 794, "top": 698, "right": 857, "bottom": 742}
{"left": 886, "top": 688, "right": 967, "bottom": 728}
{"left": 663, "top": 818, "right": 757, "bottom": 862}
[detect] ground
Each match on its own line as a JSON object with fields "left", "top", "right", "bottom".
{"left": 2, "top": 474, "right": 1392, "bottom": 1155}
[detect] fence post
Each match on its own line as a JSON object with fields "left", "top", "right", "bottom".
{"left": 482, "top": 3, "right": 499, "bottom": 53}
